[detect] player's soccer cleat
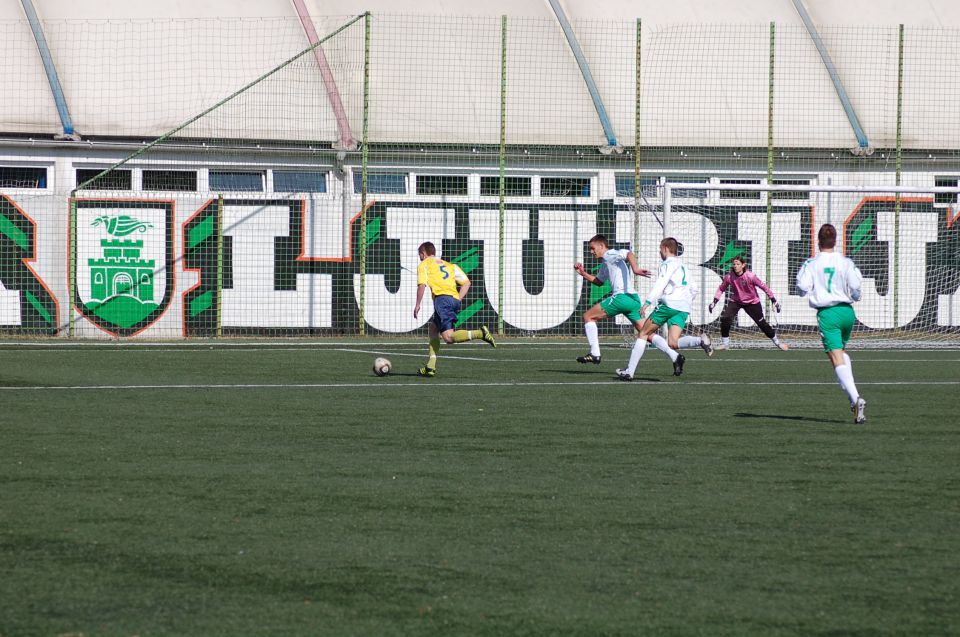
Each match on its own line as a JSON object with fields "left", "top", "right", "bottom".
{"left": 714, "top": 343, "right": 728, "bottom": 351}
{"left": 776, "top": 341, "right": 790, "bottom": 351}
{"left": 672, "top": 353, "right": 686, "bottom": 376}
{"left": 852, "top": 397, "right": 866, "bottom": 424}
{"left": 699, "top": 332, "right": 714, "bottom": 357}
{"left": 576, "top": 353, "right": 602, "bottom": 364}
{"left": 480, "top": 325, "right": 497, "bottom": 348}
{"left": 417, "top": 366, "right": 436, "bottom": 377}
{"left": 615, "top": 369, "right": 633, "bottom": 381}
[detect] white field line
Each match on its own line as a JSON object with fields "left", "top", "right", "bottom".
{"left": 1, "top": 344, "right": 958, "bottom": 363}
{"left": 1, "top": 380, "right": 958, "bottom": 391}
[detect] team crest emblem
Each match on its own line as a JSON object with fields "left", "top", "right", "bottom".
{"left": 74, "top": 201, "right": 174, "bottom": 336}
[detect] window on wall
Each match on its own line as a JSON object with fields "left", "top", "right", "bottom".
{"left": 480, "top": 176, "right": 532, "bottom": 197}
{"left": 770, "top": 178, "right": 810, "bottom": 201}
{"left": 209, "top": 170, "right": 263, "bottom": 192}
{"left": 76, "top": 168, "right": 132, "bottom": 190}
{"left": 541, "top": 176, "right": 591, "bottom": 197}
{"left": 935, "top": 177, "right": 959, "bottom": 205}
{"left": 353, "top": 172, "right": 407, "bottom": 194}
{"left": 719, "top": 178, "right": 762, "bottom": 200}
{"left": 0, "top": 167, "right": 47, "bottom": 188}
{"left": 615, "top": 174, "right": 659, "bottom": 198}
{"left": 142, "top": 170, "right": 197, "bottom": 192}
{"left": 666, "top": 176, "right": 709, "bottom": 199}
{"left": 273, "top": 171, "right": 327, "bottom": 193}
{"left": 416, "top": 175, "right": 468, "bottom": 196}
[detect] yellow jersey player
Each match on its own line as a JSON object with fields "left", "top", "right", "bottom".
{"left": 413, "top": 242, "right": 496, "bottom": 376}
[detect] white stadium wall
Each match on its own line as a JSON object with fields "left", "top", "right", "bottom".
{"left": 1, "top": 147, "right": 959, "bottom": 339}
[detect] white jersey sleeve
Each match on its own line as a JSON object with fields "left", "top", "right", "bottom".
{"left": 796, "top": 251, "right": 863, "bottom": 308}
{"left": 644, "top": 256, "right": 693, "bottom": 312}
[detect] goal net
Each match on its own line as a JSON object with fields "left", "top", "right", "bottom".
{"left": 623, "top": 181, "right": 960, "bottom": 349}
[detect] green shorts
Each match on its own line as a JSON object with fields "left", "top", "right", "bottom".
{"left": 599, "top": 293, "right": 643, "bottom": 322}
{"left": 647, "top": 304, "right": 689, "bottom": 329}
{"left": 817, "top": 303, "right": 856, "bottom": 352}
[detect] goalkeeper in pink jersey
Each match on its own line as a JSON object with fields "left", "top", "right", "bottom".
{"left": 708, "top": 255, "right": 788, "bottom": 351}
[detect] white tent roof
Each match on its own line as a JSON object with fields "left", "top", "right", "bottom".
{"left": 3, "top": 1, "right": 960, "bottom": 149}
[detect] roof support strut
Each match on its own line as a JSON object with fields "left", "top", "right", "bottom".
{"left": 20, "top": 0, "right": 78, "bottom": 139}
{"left": 292, "top": 0, "right": 356, "bottom": 150}
{"left": 546, "top": 0, "right": 621, "bottom": 153}
{"left": 791, "top": 0, "right": 872, "bottom": 155}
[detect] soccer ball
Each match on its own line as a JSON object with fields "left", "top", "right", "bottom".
{"left": 372, "top": 357, "right": 392, "bottom": 377}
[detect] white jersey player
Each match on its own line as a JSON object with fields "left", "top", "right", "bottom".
{"left": 573, "top": 234, "right": 651, "bottom": 366}
{"left": 617, "top": 237, "right": 710, "bottom": 381}
{"left": 596, "top": 248, "right": 637, "bottom": 297}
{"left": 796, "top": 223, "right": 867, "bottom": 423}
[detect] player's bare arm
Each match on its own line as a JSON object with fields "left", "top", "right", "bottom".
{"left": 627, "top": 252, "right": 651, "bottom": 278}
{"left": 574, "top": 262, "right": 603, "bottom": 285}
{"left": 413, "top": 284, "right": 426, "bottom": 318}
{"left": 457, "top": 279, "right": 471, "bottom": 301}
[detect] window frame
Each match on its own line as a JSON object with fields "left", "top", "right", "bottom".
{"left": 208, "top": 170, "right": 265, "bottom": 193}
{"left": 479, "top": 175, "right": 533, "bottom": 198}
{"left": 415, "top": 174, "right": 469, "bottom": 197}
{"left": 539, "top": 175, "right": 593, "bottom": 199}
{"left": 0, "top": 166, "right": 48, "bottom": 189}
{"left": 352, "top": 171, "right": 408, "bottom": 195}
{"left": 935, "top": 177, "right": 959, "bottom": 206}
{"left": 76, "top": 167, "right": 133, "bottom": 191}
{"left": 141, "top": 169, "right": 198, "bottom": 192}
{"left": 272, "top": 170, "right": 328, "bottom": 194}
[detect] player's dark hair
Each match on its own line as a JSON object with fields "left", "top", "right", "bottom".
{"left": 418, "top": 241, "right": 436, "bottom": 256}
{"left": 660, "top": 237, "right": 679, "bottom": 255}
{"left": 818, "top": 224, "right": 837, "bottom": 249}
{"left": 588, "top": 234, "right": 608, "bottom": 247}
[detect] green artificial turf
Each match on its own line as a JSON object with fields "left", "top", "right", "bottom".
{"left": 1, "top": 342, "right": 958, "bottom": 636}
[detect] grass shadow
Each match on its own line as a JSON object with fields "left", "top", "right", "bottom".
{"left": 734, "top": 412, "right": 849, "bottom": 425}
{"left": 537, "top": 369, "right": 663, "bottom": 382}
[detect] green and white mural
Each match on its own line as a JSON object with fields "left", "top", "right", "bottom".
{"left": 1, "top": 190, "right": 959, "bottom": 339}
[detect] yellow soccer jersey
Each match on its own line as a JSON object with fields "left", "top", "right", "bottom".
{"left": 417, "top": 256, "right": 468, "bottom": 298}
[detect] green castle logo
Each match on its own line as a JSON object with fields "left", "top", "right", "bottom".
{"left": 76, "top": 208, "right": 173, "bottom": 335}
{"left": 88, "top": 215, "right": 156, "bottom": 308}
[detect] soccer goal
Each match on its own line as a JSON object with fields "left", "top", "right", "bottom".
{"left": 619, "top": 181, "right": 960, "bottom": 349}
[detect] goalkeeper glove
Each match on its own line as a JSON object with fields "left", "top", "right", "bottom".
{"left": 774, "top": 301, "right": 782, "bottom": 313}
{"left": 708, "top": 300, "right": 717, "bottom": 313}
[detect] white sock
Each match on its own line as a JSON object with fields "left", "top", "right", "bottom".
{"left": 843, "top": 352, "right": 852, "bottom": 368}
{"left": 585, "top": 321, "right": 600, "bottom": 357}
{"left": 677, "top": 335, "right": 701, "bottom": 349}
{"left": 650, "top": 334, "right": 679, "bottom": 362}
{"left": 722, "top": 337, "right": 730, "bottom": 347}
{"left": 835, "top": 364, "right": 860, "bottom": 405}
{"left": 626, "top": 338, "right": 647, "bottom": 375}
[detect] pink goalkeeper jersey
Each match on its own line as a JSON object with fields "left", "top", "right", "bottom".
{"left": 713, "top": 269, "right": 777, "bottom": 305}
